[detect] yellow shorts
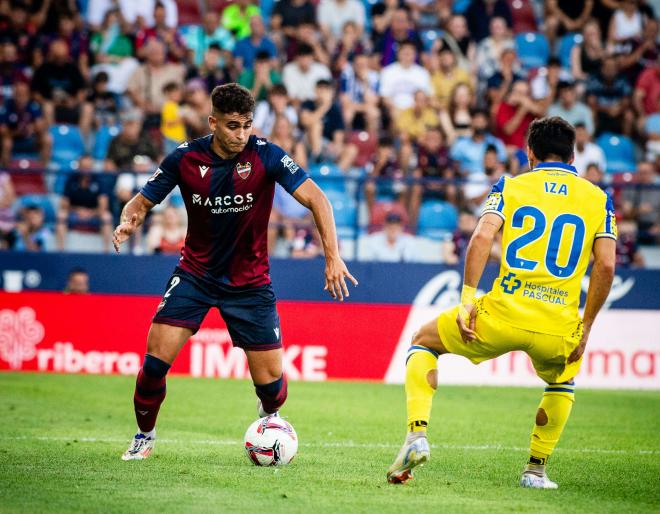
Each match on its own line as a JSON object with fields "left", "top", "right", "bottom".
{"left": 437, "top": 299, "right": 583, "bottom": 384}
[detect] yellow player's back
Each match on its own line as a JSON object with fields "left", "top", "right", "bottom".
{"left": 482, "top": 162, "right": 617, "bottom": 336}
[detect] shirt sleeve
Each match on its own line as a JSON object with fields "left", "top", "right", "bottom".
{"left": 139, "top": 150, "right": 181, "bottom": 204}
{"left": 595, "top": 191, "right": 617, "bottom": 240}
{"left": 481, "top": 176, "right": 506, "bottom": 220}
{"left": 263, "top": 141, "right": 309, "bottom": 195}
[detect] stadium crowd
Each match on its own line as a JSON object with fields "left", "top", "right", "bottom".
{"left": 0, "top": 0, "right": 658, "bottom": 266}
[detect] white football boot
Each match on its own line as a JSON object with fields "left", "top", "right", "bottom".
{"left": 386, "top": 436, "right": 430, "bottom": 484}
{"left": 121, "top": 432, "right": 156, "bottom": 461}
{"left": 257, "top": 399, "right": 279, "bottom": 418}
{"left": 520, "top": 471, "right": 559, "bottom": 489}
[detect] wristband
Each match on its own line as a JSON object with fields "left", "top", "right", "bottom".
{"left": 461, "top": 285, "right": 476, "bottom": 306}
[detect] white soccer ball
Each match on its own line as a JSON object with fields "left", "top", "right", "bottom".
{"left": 244, "top": 415, "right": 298, "bottom": 466}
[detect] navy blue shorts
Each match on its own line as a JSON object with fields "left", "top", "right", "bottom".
{"left": 153, "top": 267, "right": 282, "bottom": 351}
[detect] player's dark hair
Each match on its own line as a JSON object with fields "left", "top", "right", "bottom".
{"left": 527, "top": 117, "right": 575, "bottom": 163}
{"left": 211, "top": 83, "right": 255, "bottom": 115}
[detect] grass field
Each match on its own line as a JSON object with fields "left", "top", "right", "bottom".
{"left": 0, "top": 373, "right": 658, "bottom": 514}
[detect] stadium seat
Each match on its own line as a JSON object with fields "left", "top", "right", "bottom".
{"left": 421, "top": 29, "right": 444, "bottom": 51}
{"left": 507, "top": 0, "right": 538, "bottom": 33}
{"left": 15, "top": 194, "right": 57, "bottom": 224}
{"left": 92, "top": 125, "right": 120, "bottom": 161}
{"left": 557, "top": 33, "right": 583, "bottom": 69}
{"left": 417, "top": 200, "right": 458, "bottom": 240}
{"left": 309, "top": 162, "right": 346, "bottom": 193}
{"left": 348, "top": 131, "right": 377, "bottom": 168}
{"left": 325, "top": 189, "right": 358, "bottom": 238}
{"left": 514, "top": 32, "right": 550, "bottom": 70}
{"left": 49, "top": 125, "right": 85, "bottom": 170}
{"left": 9, "top": 169, "right": 47, "bottom": 195}
{"left": 595, "top": 133, "right": 636, "bottom": 174}
{"left": 176, "top": 0, "right": 203, "bottom": 25}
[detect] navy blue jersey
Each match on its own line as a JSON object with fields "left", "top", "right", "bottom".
{"left": 140, "top": 134, "right": 309, "bottom": 287}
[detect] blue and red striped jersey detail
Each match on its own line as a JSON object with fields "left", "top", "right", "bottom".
{"left": 140, "top": 135, "right": 309, "bottom": 287}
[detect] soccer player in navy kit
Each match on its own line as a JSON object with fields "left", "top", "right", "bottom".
{"left": 114, "top": 83, "right": 358, "bottom": 460}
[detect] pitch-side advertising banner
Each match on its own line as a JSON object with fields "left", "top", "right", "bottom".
{"left": 1, "top": 279, "right": 658, "bottom": 389}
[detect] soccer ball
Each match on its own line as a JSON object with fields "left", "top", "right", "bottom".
{"left": 244, "top": 415, "right": 298, "bottom": 466}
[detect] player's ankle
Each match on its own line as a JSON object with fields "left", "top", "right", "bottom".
{"left": 524, "top": 454, "right": 548, "bottom": 476}
{"left": 138, "top": 428, "right": 156, "bottom": 438}
{"left": 405, "top": 430, "right": 427, "bottom": 444}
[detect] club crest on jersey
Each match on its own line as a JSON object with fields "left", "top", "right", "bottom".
{"left": 199, "top": 165, "right": 210, "bottom": 178}
{"left": 235, "top": 162, "right": 252, "bottom": 180}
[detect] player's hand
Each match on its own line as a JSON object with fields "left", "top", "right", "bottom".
{"left": 568, "top": 324, "right": 590, "bottom": 363}
{"left": 323, "top": 255, "right": 358, "bottom": 302}
{"left": 112, "top": 214, "right": 138, "bottom": 253}
{"left": 456, "top": 303, "right": 477, "bottom": 343}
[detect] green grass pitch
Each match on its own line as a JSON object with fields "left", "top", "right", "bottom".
{"left": 1, "top": 373, "right": 658, "bottom": 514}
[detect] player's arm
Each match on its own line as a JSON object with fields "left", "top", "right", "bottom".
{"left": 568, "top": 237, "right": 616, "bottom": 363}
{"left": 113, "top": 193, "right": 155, "bottom": 253}
{"left": 457, "top": 213, "right": 503, "bottom": 342}
{"left": 292, "top": 179, "right": 358, "bottom": 301}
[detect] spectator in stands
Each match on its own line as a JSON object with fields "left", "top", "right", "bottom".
{"left": 181, "top": 80, "right": 212, "bottom": 139}
{"left": 369, "top": 0, "right": 400, "bottom": 50}
{"left": 0, "top": 41, "right": 29, "bottom": 100}
{"left": 571, "top": 19, "right": 605, "bottom": 83}
{"left": 56, "top": 157, "right": 113, "bottom": 252}
{"left": 379, "top": 41, "right": 432, "bottom": 112}
{"left": 222, "top": 0, "right": 260, "bottom": 39}
{"left": 448, "top": 210, "right": 479, "bottom": 263}
{"left": 271, "top": 0, "right": 317, "bottom": 40}
{"left": 187, "top": 44, "right": 233, "bottom": 94}
{"left": 0, "top": 80, "right": 51, "bottom": 166}
{"left": 135, "top": 2, "right": 186, "bottom": 63}
{"left": 105, "top": 109, "right": 160, "bottom": 172}
{"left": 338, "top": 52, "right": 380, "bottom": 132}
{"left": 431, "top": 47, "right": 472, "bottom": 110}
{"left": 586, "top": 56, "right": 634, "bottom": 135}
{"left": 438, "top": 82, "right": 474, "bottom": 143}
{"left": 238, "top": 50, "right": 282, "bottom": 102}
{"left": 160, "top": 82, "right": 190, "bottom": 154}
{"left": 494, "top": 80, "right": 544, "bottom": 151}
{"left": 87, "top": 71, "right": 119, "bottom": 128}
{"left": 573, "top": 122, "right": 606, "bottom": 176}
{"left": 643, "top": 96, "right": 660, "bottom": 161}
{"left": 409, "top": 126, "right": 458, "bottom": 227}
{"left": 31, "top": 38, "right": 93, "bottom": 135}
{"left": 485, "top": 47, "right": 524, "bottom": 111}
{"left": 364, "top": 135, "right": 406, "bottom": 213}
{"left": 360, "top": 212, "right": 416, "bottom": 262}
{"left": 621, "top": 161, "right": 660, "bottom": 245}
{"left": 531, "top": 57, "right": 574, "bottom": 109}
{"left": 86, "top": 0, "right": 178, "bottom": 32}
{"left": 88, "top": 9, "right": 138, "bottom": 94}
{"left": 548, "top": 81, "right": 595, "bottom": 135}
{"left": 0, "top": 170, "right": 16, "bottom": 249}
{"left": 475, "top": 17, "right": 514, "bottom": 83}
{"left": 616, "top": 17, "right": 658, "bottom": 85}
{"left": 317, "top": 0, "right": 366, "bottom": 52}
{"left": 269, "top": 114, "right": 308, "bottom": 170}
{"left": 35, "top": 13, "right": 90, "bottom": 79}
{"left": 14, "top": 204, "right": 54, "bottom": 252}
{"left": 275, "top": 223, "right": 321, "bottom": 259}
{"left": 438, "top": 14, "right": 476, "bottom": 70}
{"left": 463, "top": 143, "right": 507, "bottom": 213}
{"left": 233, "top": 15, "right": 277, "bottom": 73}
{"left": 145, "top": 205, "right": 186, "bottom": 255}
{"left": 300, "top": 79, "right": 353, "bottom": 168}
{"left": 2, "top": 2, "right": 38, "bottom": 66}
{"left": 633, "top": 61, "right": 660, "bottom": 131}
{"left": 282, "top": 43, "right": 331, "bottom": 104}
{"left": 545, "top": 0, "right": 594, "bottom": 48}
{"left": 331, "top": 21, "right": 367, "bottom": 77}
{"left": 185, "top": 11, "right": 235, "bottom": 67}
{"left": 465, "top": 0, "right": 512, "bottom": 43}
{"left": 64, "top": 267, "right": 89, "bottom": 294}
{"left": 584, "top": 162, "right": 605, "bottom": 185}
{"left": 450, "top": 108, "right": 507, "bottom": 176}
{"left": 616, "top": 219, "right": 645, "bottom": 267}
{"left": 253, "top": 84, "right": 299, "bottom": 138}
{"left": 270, "top": 183, "right": 315, "bottom": 255}
{"left": 374, "top": 6, "right": 423, "bottom": 67}
{"left": 607, "top": 0, "right": 645, "bottom": 51}
{"left": 395, "top": 90, "right": 439, "bottom": 168}
{"left": 126, "top": 38, "right": 186, "bottom": 130}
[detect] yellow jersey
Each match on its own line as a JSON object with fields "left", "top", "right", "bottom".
{"left": 481, "top": 162, "right": 617, "bottom": 336}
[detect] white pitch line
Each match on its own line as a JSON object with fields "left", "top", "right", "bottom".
{"left": 0, "top": 435, "right": 657, "bottom": 456}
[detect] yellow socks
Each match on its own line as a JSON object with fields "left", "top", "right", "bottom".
{"left": 529, "top": 383, "right": 575, "bottom": 466}
{"left": 405, "top": 345, "right": 439, "bottom": 433}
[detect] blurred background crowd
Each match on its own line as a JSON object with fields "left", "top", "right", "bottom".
{"left": 0, "top": 0, "right": 658, "bottom": 267}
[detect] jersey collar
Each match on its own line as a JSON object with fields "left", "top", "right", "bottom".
{"left": 534, "top": 161, "right": 578, "bottom": 176}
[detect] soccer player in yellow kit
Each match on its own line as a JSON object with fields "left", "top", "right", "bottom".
{"left": 386, "top": 117, "right": 617, "bottom": 488}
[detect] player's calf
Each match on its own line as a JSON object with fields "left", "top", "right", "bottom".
{"left": 134, "top": 354, "right": 171, "bottom": 434}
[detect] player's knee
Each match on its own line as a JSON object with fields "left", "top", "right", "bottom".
{"left": 143, "top": 353, "right": 171, "bottom": 378}
{"left": 426, "top": 369, "right": 438, "bottom": 390}
{"left": 536, "top": 408, "right": 548, "bottom": 426}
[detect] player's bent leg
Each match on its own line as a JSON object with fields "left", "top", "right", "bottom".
{"left": 520, "top": 379, "right": 575, "bottom": 489}
{"left": 122, "top": 323, "right": 193, "bottom": 461}
{"left": 246, "top": 349, "right": 287, "bottom": 417}
{"left": 387, "top": 317, "right": 448, "bottom": 484}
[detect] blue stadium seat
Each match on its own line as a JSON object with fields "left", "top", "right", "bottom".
{"left": 418, "top": 200, "right": 458, "bottom": 240}
{"left": 92, "top": 125, "right": 120, "bottom": 161}
{"left": 557, "top": 33, "right": 583, "bottom": 69}
{"left": 15, "top": 194, "right": 56, "bottom": 224}
{"left": 514, "top": 32, "right": 550, "bottom": 70}
{"left": 50, "top": 125, "right": 85, "bottom": 170}
{"left": 325, "top": 189, "right": 357, "bottom": 238}
{"left": 309, "top": 162, "right": 345, "bottom": 193}
{"left": 595, "top": 133, "right": 636, "bottom": 174}
{"left": 421, "top": 29, "right": 444, "bottom": 51}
